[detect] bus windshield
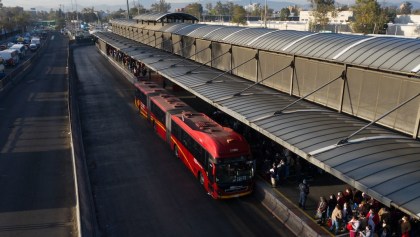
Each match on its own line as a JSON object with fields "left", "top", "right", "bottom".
{"left": 215, "top": 159, "right": 254, "bottom": 184}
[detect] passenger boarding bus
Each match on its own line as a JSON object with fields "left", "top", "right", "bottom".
{"left": 170, "top": 111, "right": 255, "bottom": 199}
{"left": 134, "top": 81, "right": 166, "bottom": 120}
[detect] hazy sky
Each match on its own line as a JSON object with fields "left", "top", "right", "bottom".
{"left": 1, "top": 0, "right": 396, "bottom": 10}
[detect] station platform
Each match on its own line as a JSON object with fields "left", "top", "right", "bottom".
{"left": 255, "top": 174, "right": 348, "bottom": 237}
{"left": 104, "top": 50, "right": 351, "bottom": 237}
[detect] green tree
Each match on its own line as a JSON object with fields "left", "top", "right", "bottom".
{"left": 250, "top": 3, "right": 262, "bottom": 17}
{"left": 352, "top": 0, "right": 387, "bottom": 34}
{"left": 279, "top": 7, "right": 290, "bottom": 20}
{"left": 205, "top": 3, "right": 213, "bottom": 12}
{"left": 400, "top": 1, "right": 413, "bottom": 14}
{"left": 150, "top": 0, "right": 171, "bottom": 13}
{"left": 214, "top": 1, "right": 228, "bottom": 15}
{"left": 184, "top": 3, "right": 203, "bottom": 20}
{"left": 232, "top": 4, "right": 246, "bottom": 25}
{"left": 108, "top": 8, "right": 126, "bottom": 19}
{"left": 290, "top": 5, "right": 299, "bottom": 16}
{"left": 308, "top": 0, "right": 336, "bottom": 30}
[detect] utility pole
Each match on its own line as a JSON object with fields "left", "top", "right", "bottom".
{"left": 126, "top": 0, "right": 130, "bottom": 19}
{"left": 264, "top": 0, "right": 267, "bottom": 28}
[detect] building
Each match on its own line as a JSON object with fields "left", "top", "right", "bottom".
{"left": 299, "top": 10, "right": 353, "bottom": 23}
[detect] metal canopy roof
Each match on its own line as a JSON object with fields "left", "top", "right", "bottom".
{"left": 160, "top": 23, "right": 420, "bottom": 75}
{"left": 132, "top": 13, "right": 198, "bottom": 22}
{"left": 111, "top": 19, "right": 420, "bottom": 74}
{"left": 94, "top": 31, "right": 420, "bottom": 218}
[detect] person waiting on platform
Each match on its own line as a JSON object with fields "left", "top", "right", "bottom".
{"left": 298, "top": 179, "right": 309, "bottom": 210}
{"left": 330, "top": 204, "right": 343, "bottom": 235}
{"left": 269, "top": 163, "right": 277, "bottom": 188}
{"left": 327, "top": 194, "right": 337, "bottom": 219}
{"left": 315, "top": 196, "right": 328, "bottom": 225}
{"left": 347, "top": 215, "right": 360, "bottom": 237}
{"left": 359, "top": 225, "right": 373, "bottom": 237}
{"left": 400, "top": 216, "right": 411, "bottom": 237}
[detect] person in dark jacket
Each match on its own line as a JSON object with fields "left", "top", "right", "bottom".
{"left": 298, "top": 179, "right": 309, "bottom": 210}
{"left": 327, "top": 194, "right": 337, "bottom": 219}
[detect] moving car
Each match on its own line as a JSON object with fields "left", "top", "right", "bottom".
{"left": 9, "top": 44, "right": 26, "bottom": 59}
{"left": 29, "top": 43, "right": 38, "bottom": 52}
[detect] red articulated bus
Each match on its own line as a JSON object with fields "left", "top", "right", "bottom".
{"left": 134, "top": 81, "right": 166, "bottom": 120}
{"left": 134, "top": 83, "right": 255, "bottom": 199}
{"left": 149, "top": 93, "right": 191, "bottom": 142}
{"left": 169, "top": 111, "right": 254, "bottom": 199}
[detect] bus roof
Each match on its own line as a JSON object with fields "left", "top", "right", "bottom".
{"left": 134, "top": 81, "right": 166, "bottom": 95}
{"left": 150, "top": 93, "right": 191, "bottom": 112}
{"left": 173, "top": 111, "right": 250, "bottom": 159}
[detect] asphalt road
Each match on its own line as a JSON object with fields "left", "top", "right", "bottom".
{"left": 0, "top": 33, "right": 76, "bottom": 237}
{"left": 74, "top": 45, "right": 294, "bottom": 237}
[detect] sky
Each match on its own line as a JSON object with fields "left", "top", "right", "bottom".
{"left": 1, "top": 0, "right": 402, "bottom": 11}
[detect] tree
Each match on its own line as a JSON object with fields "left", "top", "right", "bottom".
{"left": 250, "top": 3, "right": 262, "bottom": 17}
{"left": 279, "top": 8, "right": 290, "bottom": 20}
{"left": 184, "top": 3, "right": 203, "bottom": 20}
{"left": 214, "top": 1, "right": 228, "bottom": 15}
{"left": 232, "top": 4, "right": 246, "bottom": 25}
{"left": 308, "top": 0, "right": 336, "bottom": 30}
{"left": 205, "top": 3, "right": 213, "bottom": 12}
{"left": 150, "top": 0, "right": 171, "bottom": 13}
{"left": 351, "top": 0, "right": 387, "bottom": 34}
{"left": 400, "top": 1, "right": 413, "bottom": 15}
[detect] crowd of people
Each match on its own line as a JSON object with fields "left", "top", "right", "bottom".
{"left": 103, "top": 44, "right": 419, "bottom": 237}
{"left": 314, "top": 187, "right": 419, "bottom": 237}
{"left": 106, "top": 45, "right": 149, "bottom": 80}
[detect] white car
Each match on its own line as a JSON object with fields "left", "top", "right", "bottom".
{"left": 29, "top": 43, "right": 38, "bottom": 51}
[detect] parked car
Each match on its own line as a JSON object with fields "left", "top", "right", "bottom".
{"left": 7, "top": 42, "right": 14, "bottom": 48}
{"left": 0, "top": 49, "right": 19, "bottom": 67}
{"left": 9, "top": 44, "right": 26, "bottom": 59}
{"left": 29, "top": 43, "right": 38, "bottom": 52}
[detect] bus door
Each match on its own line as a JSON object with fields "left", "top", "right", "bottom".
{"left": 206, "top": 153, "right": 215, "bottom": 192}
{"left": 165, "top": 111, "right": 172, "bottom": 143}
{"left": 146, "top": 96, "right": 152, "bottom": 121}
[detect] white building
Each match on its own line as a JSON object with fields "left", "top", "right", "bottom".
{"left": 299, "top": 10, "right": 353, "bottom": 23}
{"left": 383, "top": 15, "right": 420, "bottom": 37}
{"left": 244, "top": 3, "right": 261, "bottom": 13}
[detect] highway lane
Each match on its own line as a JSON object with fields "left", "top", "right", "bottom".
{"left": 74, "top": 45, "right": 294, "bottom": 237}
{"left": 0, "top": 33, "right": 76, "bottom": 236}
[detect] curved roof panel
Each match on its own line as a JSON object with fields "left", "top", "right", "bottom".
{"left": 133, "top": 12, "right": 198, "bottom": 22}
{"left": 111, "top": 20, "right": 420, "bottom": 74}
{"left": 186, "top": 25, "right": 228, "bottom": 38}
